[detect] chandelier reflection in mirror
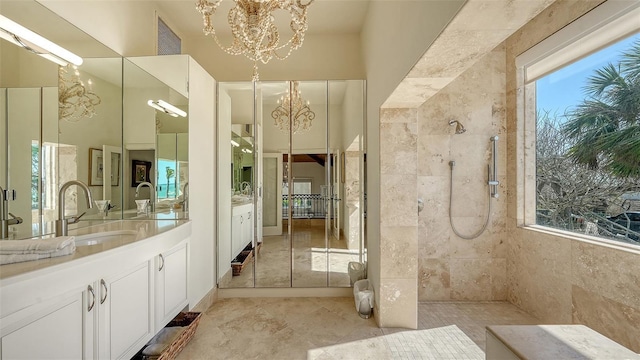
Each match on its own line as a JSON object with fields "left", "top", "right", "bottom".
{"left": 196, "top": 0, "right": 314, "bottom": 81}
{"left": 58, "top": 65, "right": 101, "bottom": 122}
{"left": 271, "top": 81, "right": 315, "bottom": 134}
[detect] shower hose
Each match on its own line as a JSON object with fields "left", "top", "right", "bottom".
{"left": 448, "top": 162, "right": 492, "bottom": 240}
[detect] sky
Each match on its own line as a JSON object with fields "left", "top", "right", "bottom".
{"left": 536, "top": 32, "right": 640, "bottom": 117}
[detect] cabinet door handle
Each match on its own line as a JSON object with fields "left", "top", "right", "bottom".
{"left": 159, "top": 254, "right": 165, "bottom": 271}
{"left": 100, "top": 279, "right": 108, "bottom": 304}
{"left": 87, "top": 285, "right": 95, "bottom": 312}
{"left": 240, "top": 216, "right": 243, "bottom": 224}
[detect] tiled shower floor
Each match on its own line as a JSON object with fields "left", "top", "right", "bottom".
{"left": 176, "top": 298, "right": 539, "bottom": 359}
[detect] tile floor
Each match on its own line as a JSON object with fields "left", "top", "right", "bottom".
{"left": 176, "top": 298, "right": 539, "bottom": 360}
{"left": 220, "top": 221, "right": 360, "bottom": 289}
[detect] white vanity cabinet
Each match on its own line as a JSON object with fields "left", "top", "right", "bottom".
{"left": 0, "top": 268, "right": 152, "bottom": 360}
{"left": 93, "top": 260, "right": 154, "bottom": 360}
{"left": 154, "top": 241, "right": 188, "bottom": 332}
{"left": 0, "top": 288, "right": 86, "bottom": 359}
{"left": 0, "top": 222, "right": 192, "bottom": 360}
{"left": 231, "top": 203, "right": 253, "bottom": 258}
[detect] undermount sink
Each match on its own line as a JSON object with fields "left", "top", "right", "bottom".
{"left": 74, "top": 230, "right": 139, "bottom": 246}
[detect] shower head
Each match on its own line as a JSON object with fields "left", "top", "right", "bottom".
{"left": 448, "top": 120, "right": 466, "bottom": 134}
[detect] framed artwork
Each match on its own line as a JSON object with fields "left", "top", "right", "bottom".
{"left": 89, "top": 148, "right": 121, "bottom": 186}
{"left": 131, "top": 160, "right": 152, "bottom": 187}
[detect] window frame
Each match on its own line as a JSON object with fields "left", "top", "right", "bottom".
{"left": 515, "top": 0, "right": 640, "bottom": 248}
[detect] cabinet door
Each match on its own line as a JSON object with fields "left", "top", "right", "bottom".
{"left": 99, "top": 261, "right": 153, "bottom": 360}
{"left": 155, "top": 241, "right": 188, "bottom": 331}
{"left": 231, "top": 213, "right": 243, "bottom": 257}
{"left": 1, "top": 290, "right": 84, "bottom": 360}
{"left": 244, "top": 209, "right": 253, "bottom": 246}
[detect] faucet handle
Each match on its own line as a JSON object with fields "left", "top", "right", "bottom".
{"left": 67, "top": 211, "right": 87, "bottom": 224}
{"left": 8, "top": 213, "right": 23, "bottom": 225}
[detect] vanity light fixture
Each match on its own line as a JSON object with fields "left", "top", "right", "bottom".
{"left": 241, "top": 148, "right": 253, "bottom": 154}
{"left": 230, "top": 140, "right": 240, "bottom": 147}
{"left": 147, "top": 99, "right": 187, "bottom": 117}
{"left": 0, "top": 14, "right": 83, "bottom": 67}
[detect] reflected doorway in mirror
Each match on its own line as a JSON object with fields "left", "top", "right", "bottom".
{"left": 89, "top": 148, "right": 120, "bottom": 186}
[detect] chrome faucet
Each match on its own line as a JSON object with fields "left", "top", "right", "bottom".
{"left": 182, "top": 182, "right": 189, "bottom": 212}
{"left": 56, "top": 180, "right": 94, "bottom": 236}
{"left": 135, "top": 182, "right": 155, "bottom": 212}
{"left": 240, "top": 181, "right": 252, "bottom": 196}
{"left": 0, "top": 186, "right": 23, "bottom": 239}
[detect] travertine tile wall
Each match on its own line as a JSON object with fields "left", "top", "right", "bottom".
{"left": 378, "top": 108, "right": 418, "bottom": 328}
{"left": 416, "top": 45, "right": 508, "bottom": 302}
{"left": 505, "top": 0, "right": 640, "bottom": 352}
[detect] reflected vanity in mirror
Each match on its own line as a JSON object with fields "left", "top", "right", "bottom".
{"left": 217, "top": 80, "right": 367, "bottom": 289}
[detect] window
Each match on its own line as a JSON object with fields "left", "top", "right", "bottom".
{"left": 157, "top": 159, "right": 177, "bottom": 199}
{"left": 157, "top": 17, "right": 181, "bottom": 55}
{"left": 517, "top": 0, "right": 640, "bottom": 246}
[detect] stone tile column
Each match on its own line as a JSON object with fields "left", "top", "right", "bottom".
{"left": 377, "top": 108, "right": 418, "bottom": 328}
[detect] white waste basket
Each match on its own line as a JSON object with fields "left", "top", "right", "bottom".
{"left": 353, "top": 279, "right": 374, "bottom": 319}
{"left": 348, "top": 262, "right": 365, "bottom": 286}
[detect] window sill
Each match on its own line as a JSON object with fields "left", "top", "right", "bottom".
{"left": 519, "top": 225, "right": 640, "bottom": 255}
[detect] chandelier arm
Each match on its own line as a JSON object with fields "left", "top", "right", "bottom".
{"left": 58, "top": 65, "right": 101, "bottom": 122}
{"left": 296, "top": 0, "right": 314, "bottom": 8}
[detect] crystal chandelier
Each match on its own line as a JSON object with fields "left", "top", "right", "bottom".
{"left": 196, "top": 0, "right": 314, "bottom": 81}
{"left": 271, "top": 81, "right": 315, "bottom": 134}
{"left": 58, "top": 65, "right": 101, "bottom": 122}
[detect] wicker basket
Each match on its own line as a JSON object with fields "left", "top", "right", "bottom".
{"left": 231, "top": 249, "right": 253, "bottom": 276}
{"left": 142, "top": 312, "right": 202, "bottom": 360}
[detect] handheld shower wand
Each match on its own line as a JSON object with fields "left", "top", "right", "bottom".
{"left": 489, "top": 136, "right": 499, "bottom": 198}
{"left": 448, "top": 135, "right": 499, "bottom": 239}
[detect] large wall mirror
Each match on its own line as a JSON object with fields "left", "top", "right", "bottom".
{"left": 0, "top": 2, "right": 190, "bottom": 240}
{"left": 122, "top": 56, "right": 189, "bottom": 220}
{"left": 1, "top": 0, "right": 122, "bottom": 239}
{"left": 218, "top": 80, "right": 367, "bottom": 289}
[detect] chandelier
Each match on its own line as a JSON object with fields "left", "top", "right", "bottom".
{"left": 196, "top": 0, "right": 314, "bottom": 81}
{"left": 58, "top": 65, "right": 101, "bottom": 122}
{"left": 271, "top": 81, "right": 315, "bottom": 134}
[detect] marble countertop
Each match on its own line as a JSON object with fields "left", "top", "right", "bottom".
{"left": 4, "top": 209, "right": 188, "bottom": 240}
{"left": 486, "top": 325, "right": 640, "bottom": 359}
{"left": 0, "top": 219, "right": 189, "bottom": 281}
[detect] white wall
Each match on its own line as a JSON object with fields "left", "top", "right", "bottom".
{"left": 218, "top": 89, "right": 232, "bottom": 280}
{"left": 360, "top": 0, "right": 465, "bottom": 324}
{"left": 187, "top": 58, "right": 216, "bottom": 308}
{"left": 39, "top": 0, "right": 158, "bottom": 56}
{"left": 185, "top": 34, "right": 365, "bottom": 82}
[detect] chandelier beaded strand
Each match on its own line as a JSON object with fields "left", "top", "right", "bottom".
{"left": 196, "top": 0, "right": 314, "bottom": 81}
{"left": 271, "top": 81, "right": 315, "bottom": 134}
